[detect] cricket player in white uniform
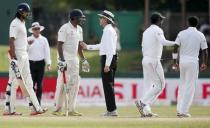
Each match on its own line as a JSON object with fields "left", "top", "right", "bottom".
{"left": 53, "top": 9, "right": 90, "bottom": 116}
{"left": 3, "top": 3, "right": 47, "bottom": 116}
{"left": 135, "top": 12, "right": 177, "bottom": 117}
{"left": 173, "top": 16, "right": 208, "bottom": 118}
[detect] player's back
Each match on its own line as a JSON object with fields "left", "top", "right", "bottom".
{"left": 177, "top": 27, "right": 206, "bottom": 61}
{"left": 142, "top": 25, "right": 163, "bottom": 59}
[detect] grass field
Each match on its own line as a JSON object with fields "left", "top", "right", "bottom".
{"left": 0, "top": 45, "right": 141, "bottom": 77}
{"left": 0, "top": 106, "right": 210, "bottom": 128}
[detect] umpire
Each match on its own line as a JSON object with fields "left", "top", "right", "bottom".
{"left": 81, "top": 10, "right": 118, "bottom": 116}
{"left": 28, "top": 22, "right": 51, "bottom": 104}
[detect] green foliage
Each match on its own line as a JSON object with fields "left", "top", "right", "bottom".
{"left": 0, "top": 45, "right": 141, "bottom": 77}
{"left": 0, "top": 45, "right": 9, "bottom": 72}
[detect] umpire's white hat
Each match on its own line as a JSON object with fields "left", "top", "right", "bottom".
{"left": 28, "top": 22, "right": 45, "bottom": 33}
{"left": 98, "top": 10, "right": 115, "bottom": 24}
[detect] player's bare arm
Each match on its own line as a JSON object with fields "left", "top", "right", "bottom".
{"left": 80, "top": 42, "right": 87, "bottom": 49}
{"left": 200, "top": 48, "right": 208, "bottom": 71}
{"left": 57, "top": 41, "right": 64, "bottom": 60}
{"left": 78, "top": 41, "right": 85, "bottom": 60}
{"left": 9, "top": 37, "right": 16, "bottom": 59}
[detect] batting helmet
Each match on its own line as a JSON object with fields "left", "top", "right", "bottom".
{"left": 150, "top": 12, "right": 165, "bottom": 24}
{"left": 69, "top": 9, "right": 85, "bottom": 20}
{"left": 17, "top": 3, "right": 30, "bottom": 13}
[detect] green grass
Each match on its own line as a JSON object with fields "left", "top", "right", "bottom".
{"left": 0, "top": 106, "right": 210, "bottom": 128}
{"left": 0, "top": 45, "right": 141, "bottom": 77}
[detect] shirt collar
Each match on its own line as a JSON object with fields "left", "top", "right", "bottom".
{"left": 32, "top": 34, "right": 41, "bottom": 39}
{"left": 188, "top": 27, "right": 197, "bottom": 30}
{"left": 68, "top": 21, "right": 77, "bottom": 29}
{"left": 15, "top": 17, "right": 25, "bottom": 23}
{"left": 103, "top": 24, "right": 112, "bottom": 30}
{"left": 150, "top": 24, "right": 160, "bottom": 28}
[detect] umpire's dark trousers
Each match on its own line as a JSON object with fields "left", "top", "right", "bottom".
{"left": 101, "top": 55, "right": 117, "bottom": 112}
{"left": 29, "top": 60, "right": 45, "bottom": 104}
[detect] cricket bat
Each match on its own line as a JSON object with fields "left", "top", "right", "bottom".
{"left": 62, "top": 70, "right": 69, "bottom": 117}
{"left": 8, "top": 50, "right": 30, "bottom": 97}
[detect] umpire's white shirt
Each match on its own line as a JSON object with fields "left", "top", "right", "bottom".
{"left": 58, "top": 21, "right": 83, "bottom": 60}
{"left": 87, "top": 24, "right": 117, "bottom": 66}
{"left": 142, "top": 25, "right": 175, "bottom": 59}
{"left": 175, "top": 27, "right": 208, "bottom": 63}
{"left": 28, "top": 35, "right": 51, "bottom": 65}
{"left": 9, "top": 18, "right": 28, "bottom": 53}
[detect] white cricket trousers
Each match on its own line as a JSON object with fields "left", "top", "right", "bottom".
{"left": 4, "top": 51, "right": 42, "bottom": 112}
{"left": 54, "top": 58, "right": 80, "bottom": 112}
{"left": 177, "top": 61, "right": 198, "bottom": 114}
{"left": 141, "top": 57, "right": 165, "bottom": 106}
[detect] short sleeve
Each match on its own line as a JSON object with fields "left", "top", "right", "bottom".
{"left": 175, "top": 33, "right": 181, "bottom": 46}
{"left": 79, "top": 26, "right": 83, "bottom": 41}
{"left": 9, "top": 22, "right": 18, "bottom": 39}
{"left": 200, "top": 33, "right": 208, "bottom": 50}
{"left": 58, "top": 25, "right": 66, "bottom": 42}
{"left": 155, "top": 28, "right": 165, "bottom": 43}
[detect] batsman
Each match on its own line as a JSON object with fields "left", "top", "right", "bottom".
{"left": 3, "top": 3, "right": 47, "bottom": 115}
{"left": 53, "top": 9, "right": 90, "bottom": 116}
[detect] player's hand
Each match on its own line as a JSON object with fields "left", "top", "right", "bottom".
{"left": 172, "top": 63, "right": 179, "bottom": 71}
{"left": 82, "top": 59, "right": 90, "bottom": 72}
{"left": 10, "top": 58, "right": 18, "bottom": 70}
{"left": 28, "top": 39, "right": 34, "bottom": 45}
{"left": 57, "top": 59, "right": 67, "bottom": 72}
{"left": 200, "top": 63, "right": 207, "bottom": 71}
{"left": 104, "top": 66, "right": 110, "bottom": 73}
{"left": 46, "top": 64, "right": 51, "bottom": 71}
{"left": 80, "top": 42, "right": 87, "bottom": 49}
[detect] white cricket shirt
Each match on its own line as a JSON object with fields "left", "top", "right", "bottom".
{"left": 9, "top": 18, "right": 28, "bottom": 52}
{"left": 142, "top": 25, "right": 176, "bottom": 59}
{"left": 87, "top": 24, "right": 117, "bottom": 66}
{"left": 175, "top": 27, "right": 208, "bottom": 62}
{"left": 28, "top": 35, "right": 51, "bottom": 65}
{"left": 58, "top": 21, "right": 83, "bottom": 60}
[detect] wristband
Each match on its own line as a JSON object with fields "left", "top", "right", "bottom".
{"left": 172, "top": 53, "right": 178, "bottom": 59}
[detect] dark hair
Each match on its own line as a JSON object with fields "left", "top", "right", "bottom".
{"left": 150, "top": 12, "right": 165, "bottom": 24}
{"left": 107, "top": 19, "right": 112, "bottom": 24}
{"left": 151, "top": 17, "right": 161, "bottom": 24}
{"left": 15, "top": 12, "right": 22, "bottom": 19}
{"left": 188, "top": 16, "right": 199, "bottom": 27}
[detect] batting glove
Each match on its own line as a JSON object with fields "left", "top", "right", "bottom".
{"left": 82, "top": 59, "right": 90, "bottom": 72}
{"left": 10, "top": 58, "right": 18, "bottom": 70}
{"left": 10, "top": 58, "right": 22, "bottom": 78}
{"left": 57, "top": 59, "right": 67, "bottom": 72}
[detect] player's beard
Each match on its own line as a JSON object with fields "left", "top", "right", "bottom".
{"left": 22, "top": 12, "right": 32, "bottom": 20}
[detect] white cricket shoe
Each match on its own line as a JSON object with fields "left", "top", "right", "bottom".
{"left": 102, "top": 110, "right": 118, "bottom": 117}
{"left": 177, "top": 113, "right": 191, "bottom": 118}
{"left": 135, "top": 100, "right": 158, "bottom": 118}
{"left": 145, "top": 112, "right": 159, "bottom": 117}
{"left": 135, "top": 100, "right": 146, "bottom": 117}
